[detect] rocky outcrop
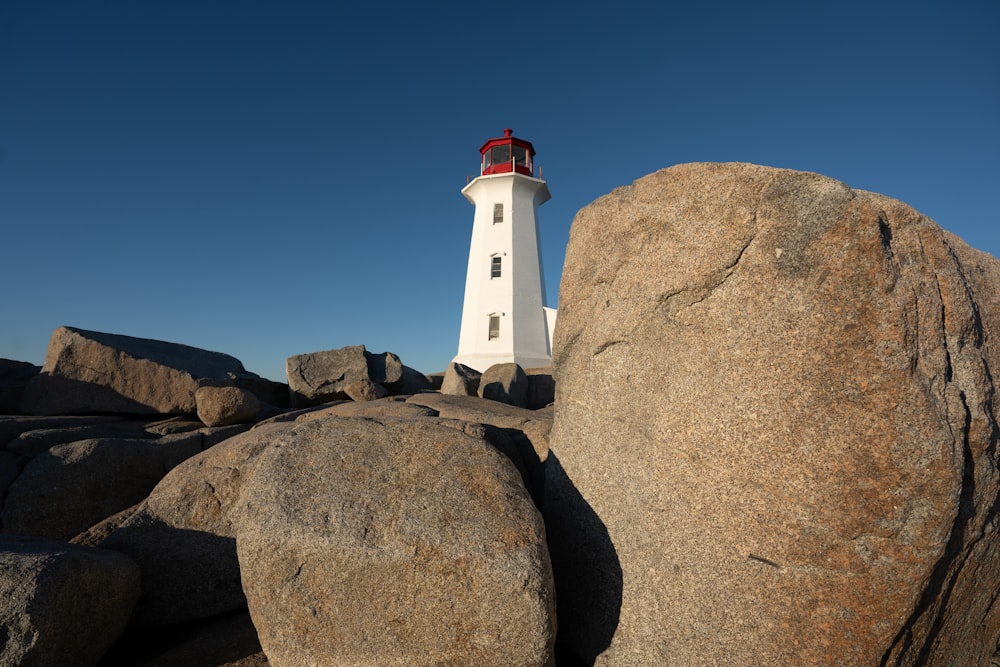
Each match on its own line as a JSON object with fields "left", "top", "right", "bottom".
{"left": 235, "top": 416, "right": 556, "bottom": 667}
{"left": 0, "top": 535, "right": 140, "bottom": 667}
{"left": 546, "top": 162, "right": 1000, "bottom": 665}
{"left": 478, "top": 362, "right": 529, "bottom": 407}
{"left": 19, "top": 327, "right": 262, "bottom": 415}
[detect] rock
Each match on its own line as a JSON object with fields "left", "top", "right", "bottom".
{"left": 407, "top": 392, "right": 552, "bottom": 460}
{"left": 295, "top": 395, "right": 438, "bottom": 421}
{"left": 2, "top": 436, "right": 203, "bottom": 540}
{"left": 0, "top": 414, "right": 130, "bottom": 449}
{"left": 546, "top": 162, "right": 1000, "bottom": 665}
{"left": 6, "top": 420, "right": 154, "bottom": 459}
{"left": 19, "top": 327, "right": 259, "bottom": 416}
{"left": 385, "top": 364, "right": 435, "bottom": 395}
{"left": 478, "top": 362, "right": 529, "bottom": 407}
{"left": 285, "top": 345, "right": 387, "bottom": 406}
{"left": 99, "top": 609, "right": 268, "bottom": 667}
{"left": 195, "top": 386, "right": 261, "bottom": 427}
{"left": 0, "top": 358, "right": 40, "bottom": 414}
{"left": 441, "top": 362, "right": 482, "bottom": 396}
{"left": 0, "top": 534, "right": 140, "bottom": 667}
{"left": 365, "top": 350, "right": 404, "bottom": 386}
{"left": 0, "top": 451, "right": 19, "bottom": 515}
{"left": 98, "top": 423, "right": 294, "bottom": 625}
{"left": 235, "top": 416, "right": 556, "bottom": 667}
{"left": 525, "top": 367, "right": 555, "bottom": 409}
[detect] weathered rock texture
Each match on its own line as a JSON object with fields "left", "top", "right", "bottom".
{"left": 441, "top": 362, "right": 482, "bottom": 396}
{"left": 546, "top": 162, "right": 1000, "bottom": 665}
{"left": 285, "top": 345, "right": 433, "bottom": 407}
{"left": 3, "top": 436, "right": 203, "bottom": 541}
{"left": 479, "top": 362, "right": 529, "bottom": 408}
{"left": 0, "top": 535, "right": 140, "bottom": 667}
{"left": 98, "top": 423, "right": 294, "bottom": 625}
{"left": 236, "top": 416, "right": 556, "bottom": 667}
{"left": 195, "top": 385, "right": 261, "bottom": 427}
{"left": 19, "top": 327, "right": 258, "bottom": 415}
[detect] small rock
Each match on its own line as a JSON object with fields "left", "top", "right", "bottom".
{"left": 195, "top": 386, "right": 261, "bottom": 427}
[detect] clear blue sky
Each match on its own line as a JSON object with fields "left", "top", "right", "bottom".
{"left": 2, "top": 1, "right": 997, "bottom": 381}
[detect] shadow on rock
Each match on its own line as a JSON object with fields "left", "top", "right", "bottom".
{"left": 542, "top": 453, "right": 622, "bottom": 665}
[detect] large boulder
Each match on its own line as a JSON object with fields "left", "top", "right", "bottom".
{"left": 546, "top": 163, "right": 1000, "bottom": 665}
{"left": 235, "top": 416, "right": 556, "bottom": 667}
{"left": 0, "top": 534, "right": 140, "bottom": 667}
{"left": 2, "top": 436, "right": 203, "bottom": 540}
{"left": 97, "top": 423, "right": 294, "bottom": 625}
{"left": 19, "top": 327, "right": 259, "bottom": 416}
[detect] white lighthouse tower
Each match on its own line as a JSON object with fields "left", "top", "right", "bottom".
{"left": 452, "top": 129, "right": 555, "bottom": 372}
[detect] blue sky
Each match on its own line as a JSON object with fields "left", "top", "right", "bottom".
{"left": 2, "top": 1, "right": 997, "bottom": 381}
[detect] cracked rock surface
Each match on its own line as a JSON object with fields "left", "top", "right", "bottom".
{"left": 546, "top": 162, "right": 1000, "bottom": 665}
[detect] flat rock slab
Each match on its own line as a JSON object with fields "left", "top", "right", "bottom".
{"left": 20, "top": 326, "right": 257, "bottom": 415}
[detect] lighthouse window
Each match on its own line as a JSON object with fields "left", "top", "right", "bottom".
{"left": 488, "top": 315, "right": 500, "bottom": 340}
{"left": 512, "top": 145, "right": 528, "bottom": 168}
{"left": 491, "top": 144, "right": 511, "bottom": 166}
{"left": 491, "top": 256, "right": 502, "bottom": 278}
{"left": 493, "top": 203, "right": 504, "bottom": 223}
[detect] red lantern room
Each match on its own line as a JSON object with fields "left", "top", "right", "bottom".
{"left": 479, "top": 128, "right": 536, "bottom": 177}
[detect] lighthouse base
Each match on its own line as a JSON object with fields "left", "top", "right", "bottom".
{"left": 450, "top": 352, "right": 552, "bottom": 374}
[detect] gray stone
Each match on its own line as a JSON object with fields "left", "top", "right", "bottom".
{"left": 6, "top": 420, "right": 154, "bottom": 459}
{"left": 546, "top": 162, "right": 1000, "bottom": 665}
{"left": 478, "top": 363, "right": 529, "bottom": 407}
{"left": 285, "top": 344, "right": 386, "bottom": 406}
{"left": 0, "top": 414, "right": 129, "bottom": 449}
{"left": 441, "top": 362, "right": 481, "bottom": 396}
{"left": 295, "top": 395, "right": 438, "bottom": 421}
{"left": 235, "top": 416, "right": 556, "bottom": 667}
{"left": 385, "top": 364, "right": 435, "bottom": 395}
{"left": 19, "top": 327, "right": 258, "bottom": 416}
{"left": 407, "top": 392, "right": 551, "bottom": 460}
{"left": 110, "top": 609, "right": 268, "bottom": 667}
{"left": 2, "top": 436, "right": 203, "bottom": 541}
{"left": 0, "top": 359, "right": 40, "bottom": 414}
{"left": 195, "top": 386, "right": 261, "bottom": 427}
{"left": 98, "top": 423, "right": 294, "bottom": 625}
{"left": 525, "top": 367, "right": 555, "bottom": 409}
{"left": 0, "top": 534, "right": 140, "bottom": 667}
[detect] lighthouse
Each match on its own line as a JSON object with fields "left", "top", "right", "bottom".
{"left": 452, "top": 129, "right": 555, "bottom": 372}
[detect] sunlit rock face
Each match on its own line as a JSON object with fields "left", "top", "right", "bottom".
{"left": 546, "top": 162, "right": 1000, "bottom": 666}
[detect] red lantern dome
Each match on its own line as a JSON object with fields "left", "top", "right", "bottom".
{"left": 478, "top": 128, "right": 536, "bottom": 177}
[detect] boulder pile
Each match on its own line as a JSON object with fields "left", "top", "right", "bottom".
{"left": 3, "top": 162, "right": 1000, "bottom": 666}
{"left": 1, "top": 327, "right": 557, "bottom": 666}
